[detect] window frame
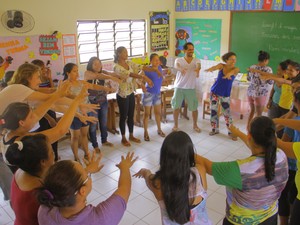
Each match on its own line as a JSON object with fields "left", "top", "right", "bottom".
{"left": 77, "top": 19, "right": 146, "bottom": 64}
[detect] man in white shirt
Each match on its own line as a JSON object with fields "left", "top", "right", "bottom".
{"left": 172, "top": 42, "right": 201, "bottom": 132}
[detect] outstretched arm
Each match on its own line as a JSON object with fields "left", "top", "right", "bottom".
{"left": 223, "top": 67, "right": 240, "bottom": 79}
{"left": 37, "top": 88, "right": 87, "bottom": 143}
{"left": 273, "top": 118, "right": 300, "bottom": 132}
{"left": 114, "top": 152, "right": 138, "bottom": 203}
{"left": 194, "top": 154, "right": 213, "bottom": 175}
{"left": 228, "top": 125, "right": 250, "bottom": 148}
{"left": 277, "top": 139, "right": 296, "bottom": 159}
{"left": 205, "top": 63, "right": 223, "bottom": 73}
{"left": 248, "top": 68, "right": 291, "bottom": 85}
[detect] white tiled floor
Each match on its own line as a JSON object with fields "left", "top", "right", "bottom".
{"left": 0, "top": 107, "right": 251, "bottom": 225}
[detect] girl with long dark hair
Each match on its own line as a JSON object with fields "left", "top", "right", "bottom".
{"left": 197, "top": 116, "right": 288, "bottom": 225}
{"left": 134, "top": 131, "right": 212, "bottom": 224}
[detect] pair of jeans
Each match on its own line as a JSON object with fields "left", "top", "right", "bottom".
{"left": 88, "top": 100, "right": 108, "bottom": 148}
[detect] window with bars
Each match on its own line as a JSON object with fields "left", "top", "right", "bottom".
{"left": 77, "top": 20, "right": 146, "bottom": 63}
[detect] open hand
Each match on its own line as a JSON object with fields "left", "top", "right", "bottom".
{"left": 116, "top": 152, "right": 138, "bottom": 170}
{"left": 84, "top": 151, "right": 104, "bottom": 173}
{"left": 133, "top": 168, "right": 150, "bottom": 178}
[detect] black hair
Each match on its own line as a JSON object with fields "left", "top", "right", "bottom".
{"left": 289, "top": 60, "right": 300, "bottom": 72}
{"left": 63, "top": 63, "right": 77, "bottom": 81}
{"left": 222, "top": 52, "right": 236, "bottom": 62}
{"left": 37, "top": 160, "right": 85, "bottom": 208}
{"left": 86, "top": 57, "right": 101, "bottom": 73}
{"left": 0, "top": 71, "right": 15, "bottom": 88}
{"left": 183, "top": 42, "right": 194, "bottom": 50}
{"left": 159, "top": 56, "right": 167, "bottom": 68}
{"left": 114, "top": 46, "right": 127, "bottom": 63}
{"left": 31, "top": 59, "right": 45, "bottom": 68}
{"left": 288, "top": 61, "right": 300, "bottom": 84}
{"left": 5, "top": 134, "right": 50, "bottom": 177}
{"left": 249, "top": 116, "right": 277, "bottom": 182}
{"left": 152, "top": 131, "right": 196, "bottom": 224}
{"left": 279, "top": 60, "right": 289, "bottom": 71}
{"left": 150, "top": 53, "right": 159, "bottom": 62}
{"left": 258, "top": 50, "right": 270, "bottom": 62}
{"left": 0, "top": 102, "right": 30, "bottom": 132}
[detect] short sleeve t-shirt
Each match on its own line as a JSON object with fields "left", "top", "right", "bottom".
{"left": 0, "top": 84, "right": 34, "bottom": 114}
{"left": 174, "top": 57, "right": 200, "bottom": 89}
{"left": 38, "top": 194, "right": 126, "bottom": 225}
{"left": 212, "top": 150, "right": 288, "bottom": 225}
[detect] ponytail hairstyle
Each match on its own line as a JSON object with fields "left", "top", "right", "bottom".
{"left": 8, "top": 63, "right": 40, "bottom": 87}
{"left": 62, "top": 63, "right": 77, "bottom": 81}
{"left": 5, "top": 134, "right": 50, "bottom": 177}
{"left": 152, "top": 131, "right": 196, "bottom": 224}
{"left": 114, "top": 46, "right": 126, "bottom": 63}
{"left": 249, "top": 116, "right": 277, "bottom": 182}
{"left": 37, "top": 160, "right": 86, "bottom": 208}
{"left": 86, "top": 57, "right": 102, "bottom": 73}
{"left": 222, "top": 52, "right": 236, "bottom": 62}
{"left": 258, "top": 50, "right": 270, "bottom": 62}
{"left": 0, "top": 102, "right": 30, "bottom": 132}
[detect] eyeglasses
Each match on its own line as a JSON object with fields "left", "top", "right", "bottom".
{"left": 74, "top": 173, "right": 91, "bottom": 195}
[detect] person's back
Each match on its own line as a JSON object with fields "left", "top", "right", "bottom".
{"left": 220, "top": 149, "right": 288, "bottom": 223}
{"left": 11, "top": 172, "right": 40, "bottom": 225}
{"left": 158, "top": 167, "right": 211, "bottom": 225}
{"left": 38, "top": 194, "right": 126, "bottom": 225}
{"left": 134, "top": 131, "right": 212, "bottom": 225}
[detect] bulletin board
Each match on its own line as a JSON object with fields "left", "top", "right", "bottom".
{"left": 149, "top": 11, "right": 170, "bottom": 52}
{"left": 0, "top": 33, "right": 77, "bottom": 80}
{"left": 230, "top": 12, "right": 300, "bottom": 73}
{"left": 175, "top": 18, "right": 221, "bottom": 60}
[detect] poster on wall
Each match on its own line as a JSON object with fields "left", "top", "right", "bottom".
{"left": 0, "top": 34, "right": 77, "bottom": 80}
{"left": 175, "top": 19, "right": 221, "bottom": 60}
{"left": 149, "top": 11, "right": 170, "bottom": 52}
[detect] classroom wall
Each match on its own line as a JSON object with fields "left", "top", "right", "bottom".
{"left": 0, "top": 0, "right": 175, "bottom": 70}
{"left": 174, "top": 11, "right": 231, "bottom": 57}
{"left": 1, "top": 1, "right": 232, "bottom": 68}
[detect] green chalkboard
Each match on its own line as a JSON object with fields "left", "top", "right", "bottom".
{"left": 230, "top": 12, "right": 300, "bottom": 73}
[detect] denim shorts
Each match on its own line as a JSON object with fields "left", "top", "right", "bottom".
{"left": 70, "top": 116, "right": 89, "bottom": 130}
{"left": 142, "top": 91, "right": 161, "bottom": 106}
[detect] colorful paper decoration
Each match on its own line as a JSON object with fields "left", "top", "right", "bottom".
{"left": 283, "top": 0, "right": 295, "bottom": 10}
{"left": 211, "top": 0, "right": 220, "bottom": 9}
{"left": 235, "top": 0, "right": 245, "bottom": 10}
{"left": 263, "top": 0, "right": 273, "bottom": 10}
{"left": 272, "top": 0, "right": 283, "bottom": 10}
